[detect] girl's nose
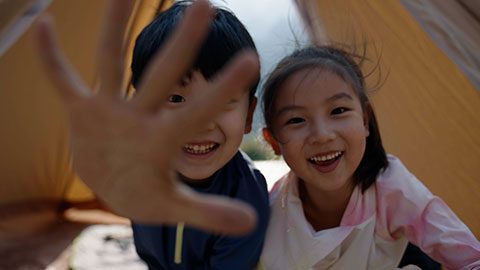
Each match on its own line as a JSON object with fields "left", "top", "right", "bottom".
{"left": 307, "top": 121, "right": 335, "bottom": 145}
{"left": 205, "top": 121, "right": 216, "bottom": 132}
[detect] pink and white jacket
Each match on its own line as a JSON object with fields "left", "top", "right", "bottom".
{"left": 258, "top": 155, "right": 480, "bottom": 270}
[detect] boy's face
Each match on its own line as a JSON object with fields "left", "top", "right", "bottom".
{"left": 168, "top": 71, "right": 256, "bottom": 182}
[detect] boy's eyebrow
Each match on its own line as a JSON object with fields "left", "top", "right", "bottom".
{"left": 327, "top": 92, "right": 354, "bottom": 103}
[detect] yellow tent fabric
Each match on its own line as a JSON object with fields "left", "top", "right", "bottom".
{"left": 0, "top": 0, "right": 168, "bottom": 206}
{"left": 0, "top": 0, "right": 166, "bottom": 268}
{"left": 0, "top": 1, "right": 97, "bottom": 205}
{"left": 300, "top": 0, "right": 480, "bottom": 239}
{"left": 399, "top": 0, "right": 480, "bottom": 93}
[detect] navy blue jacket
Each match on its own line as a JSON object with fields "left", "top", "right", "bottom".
{"left": 132, "top": 151, "right": 270, "bottom": 270}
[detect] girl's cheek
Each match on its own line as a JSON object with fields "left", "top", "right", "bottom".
{"left": 336, "top": 115, "right": 363, "bottom": 129}
{"left": 280, "top": 127, "right": 307, "bottom": 143}
{"left": 274, "top": 129, "right": 290, "bottom": 144}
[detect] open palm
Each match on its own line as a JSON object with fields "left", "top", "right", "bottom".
{"left": 34, "top": 0, "right": 259, "bottom": 235}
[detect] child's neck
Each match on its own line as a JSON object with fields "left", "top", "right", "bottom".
{"left": 298, "top": 179, "right": 354, "bottom": 232}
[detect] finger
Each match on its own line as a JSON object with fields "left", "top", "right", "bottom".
{"left": 132, "top": 179, "right": 257, "bottom": 236}
{"left": 97, "top": 0, "right": 135, "bottom": 97}
{"left": 170, "top": 185, "right": 257, "bottom": 236}
{"left": 133, "top": 0, "right": 213, "bottom": 112}
{"left": 34, "top": 15, "right": 90, "bottom": 101}
{"left": 114, "top": 171, "right": 257, "bottom": 236}
{"left": 161, "top": 51, "right": 259, "bottom": 145}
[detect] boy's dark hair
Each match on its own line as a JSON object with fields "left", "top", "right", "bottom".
{"left": 131, "top": 1, "right": 259, "bottom": 103}
{"left": 262, "top": 46, "right": 388, "bottom": 192}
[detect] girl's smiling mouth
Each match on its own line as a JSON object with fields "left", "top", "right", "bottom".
{"left": 308, "top": 151, "right": 343, "bottom": 173}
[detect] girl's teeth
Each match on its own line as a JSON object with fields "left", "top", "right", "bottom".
{"left": 310, "top": 151, "right": 342, "bottom": 162}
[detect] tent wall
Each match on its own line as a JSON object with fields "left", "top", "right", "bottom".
{"left": 66, "top": 0, "right": 172, "bottom": 200}
{"left": 0, "top": 0, "right": 169, "bottom": 205}
{"left": 0, "top": 0, "right": 166, "bottom": 243}
{"left": 1, "top": 0, "right": 167, "bottom": 268}
{"left": 0, "top": 0, "right": 36, "bottom": 38}
{"left": 303, "top": 0, "right": 480, "bottom": 238}
{"left": 399, "top": 0, "right": 480, "bottom": 93}
{"left": 0, "top": 0, "right": 107, "bottom": 206}
{"left": 0, "top": 0, "right": 105, "bottom": 250}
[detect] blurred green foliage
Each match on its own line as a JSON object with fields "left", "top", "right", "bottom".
{"left": 240, "top": 135, "right": 278, "bottom": 161}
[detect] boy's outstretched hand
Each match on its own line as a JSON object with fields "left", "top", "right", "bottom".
{"left": 34, "top": 0, "right": 259, "bottom": 236}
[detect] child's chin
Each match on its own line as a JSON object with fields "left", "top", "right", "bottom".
{"left": 178, "top": 169, "right": 216, "bottom": 182}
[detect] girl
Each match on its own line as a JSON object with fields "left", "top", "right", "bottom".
{"left": 258, "top": 46, "right": 480, "bottom": 269}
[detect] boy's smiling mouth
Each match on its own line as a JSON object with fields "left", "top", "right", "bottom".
{"left": 183, "top": 142, "right": 219, "bottom": 155}
{"left": 308, "top": 151, "right": 343, "bottom": 173}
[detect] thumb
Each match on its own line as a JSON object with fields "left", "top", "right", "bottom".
{"left": 170, "top": 185, "right": 258, "bottom": 236}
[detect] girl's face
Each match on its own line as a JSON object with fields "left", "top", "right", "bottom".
{"left": 269, "top": 68, "right": 369, "bottom": 195}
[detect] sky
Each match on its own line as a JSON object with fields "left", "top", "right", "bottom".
{"left": 209, "top": 0, "right": 312, "bottom": 133}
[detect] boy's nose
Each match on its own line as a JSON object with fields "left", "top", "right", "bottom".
{"left": 307, "top": 121, "right": 335, "bottom": 145}
{"left": 198, "top": 121, "right": 216, "bottom": 135}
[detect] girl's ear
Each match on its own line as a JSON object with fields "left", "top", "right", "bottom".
{"left": 244, "top": 97, "right": 257, "bottom": 134}
{"left": 262, "top": 128, "right": 281, "bottom": 155}
{"left": 363, "top": 102, "right": 371, "bottom": 137}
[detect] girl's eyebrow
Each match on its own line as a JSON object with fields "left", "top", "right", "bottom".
{"left": 276, "top": 92, "right": 353, "bottom": 115}
{"left": 277, "top": 105, "right": 303, "bottom": 116}
{"left": 327, "top": 92, "right": 354, "bottom": 103}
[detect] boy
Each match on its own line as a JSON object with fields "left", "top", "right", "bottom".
{"left": 130, "top": 1, "right": 269, "bottom": 269}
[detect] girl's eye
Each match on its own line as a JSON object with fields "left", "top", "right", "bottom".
{"left": 285, "top": 117, "right": 305, "bottom": 125}
{"left": 168, "top": 94, "right": 186, "bottom": 103}
{"left": 331, "top": 107, "right": 347, "bottom": 115}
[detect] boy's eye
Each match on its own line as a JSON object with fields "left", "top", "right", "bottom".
{"left": 168, "top": 94, "right": 186, "bottom": 103}
{"left": 285, "top": 117, "right": 305, "bottom": 125}
{"left": 331, "top": 107, "right": 347, "bottom": 115}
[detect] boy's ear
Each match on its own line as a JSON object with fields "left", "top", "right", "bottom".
{"left": 244, "top": 97, "right": 257, "bottom": 134}
{"left": 262, "top": 128, "right": 281, "bottom": 155}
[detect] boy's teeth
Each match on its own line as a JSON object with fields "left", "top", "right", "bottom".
{"left": 184, "top": 143, "right": 216, "bottom": 154}
{"left": 309, "top": 151, "right": 342, "bottom": 162}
